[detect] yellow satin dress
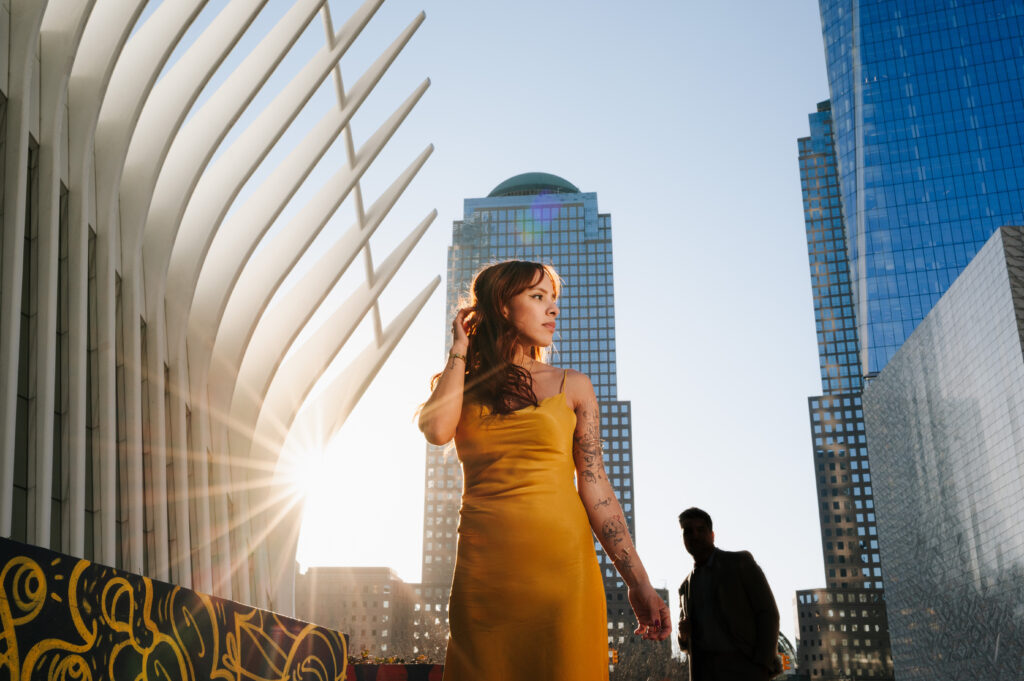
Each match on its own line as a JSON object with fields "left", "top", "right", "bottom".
{"left": 443, "top": 377, "right": 608, "bottom": 681}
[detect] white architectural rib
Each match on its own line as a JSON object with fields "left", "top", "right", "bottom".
{"left": 125, "top": 0, "right": 276, "bottom": 584}
{"left": 66, "top": 0, "right": 148, "bottom": 568}
{"left": 162, "top": 0, "right": 383, "bottom": 597}
{"left": 212, "top": 82, "right": 430, "bottom": 398}
{"left": 119, "top": 0, "right": 268, "bottom": 242}
{"left": 228, "top": 213, "right": 433, "bottom": 606}
{"left": 321, "top": 4, "right": 382, "bottom": 345}
{"left": 189, "top": 13, "right": 425, "bottom": 374}
{"left": 228, "top": 145, "right": 434, "bottom": 452}
{"left": 29, "top": 0, "right": 96, "bottom": 550}
{"left": 94, "top": 0, "right": 211, "bottom": 578}
{"left": 126, "top": 0, "right": 269, "bottom": 587}
{"left": 287, "top": 278, "right": 439, "bottom": 460}
{"left": 257, "top": 211, "right": 437, "bottom": 442}
{"left": 262, "top": 277, "right": 439, "bottom": 612}
{"left": 230, "top": 170, "right": 433, "bottom": 611}
{"left": 166, "top": 0, "right": 386, "bottom": 331}
{"left": 210, "top": 83, "right": 431, "bottom": 429}
{"left": 137, "top": 0, "right": 327, "bottom": 591}
{"left": 140, "top": 0, "right": 329, "bottom": 314}
{"left": 94, "top": 0, "right": 206, "bottom": 236}
{"left": 0, "top": 0, "right": 50, "bottom": 537}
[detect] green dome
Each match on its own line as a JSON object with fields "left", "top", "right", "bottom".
{"left": 487, "top": 172, "right": 580, "bottom": 197}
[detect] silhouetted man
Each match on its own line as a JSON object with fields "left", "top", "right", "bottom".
{"left": 677, "top": 507, "right": 780, "bottom": 681}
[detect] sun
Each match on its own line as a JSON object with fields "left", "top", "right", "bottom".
{"left": 292, "top": 381, "right": 429, "bottom": 580}
{"left": 279, "top": 448, "right": 326, "bottom": 517}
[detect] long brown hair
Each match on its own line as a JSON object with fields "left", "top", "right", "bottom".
{"left": 461, "top": 260, "right": 561, "bottom": 414}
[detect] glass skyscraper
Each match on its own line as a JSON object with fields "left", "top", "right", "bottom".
{"left": 798, "top": 2, "right": 1024, "bottom": 678}
{"left": 417, "top": 172, "right": 640, "bottom": 657}
{"left": 796, "top": 101, "right": 894, "bottom": 680}
{"left": 819, "top": 0, "right": 1024, "bottom": 374}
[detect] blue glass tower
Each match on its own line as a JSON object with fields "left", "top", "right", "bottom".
{"left": 819, "top": 0, "right": 1024, "bottom": 374}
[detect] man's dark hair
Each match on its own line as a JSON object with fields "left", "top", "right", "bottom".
{"left": 678, "top": 507, "right": 713, "bottom": 530}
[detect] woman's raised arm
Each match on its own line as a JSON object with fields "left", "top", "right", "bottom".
{"left": 568, "top": 370, "right": 671, "bottom": 642}
{"left": 419, "top": 308, "right": 472, "bottom": 445}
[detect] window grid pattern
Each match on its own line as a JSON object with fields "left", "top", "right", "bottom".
{"left": 808, "top": 395, "right": 882, "bottom": 591}
{"left": 295, "top": 567, "right": 416, "bottom": 657}
{"left": 820, "top": 0, "right": 1024, "bottom": 374}
{"left": 796, "top": 588, "right": 893, "bottom": 679}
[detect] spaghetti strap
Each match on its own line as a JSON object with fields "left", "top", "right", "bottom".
{"left": 559, "top": 369, "right": 568, "bottom": 393}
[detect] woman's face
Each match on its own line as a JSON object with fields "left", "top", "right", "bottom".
{"left": 504, "top": 273, "right": 559, "bottom": 349}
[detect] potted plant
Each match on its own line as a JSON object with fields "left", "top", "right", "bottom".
{"left": 346, "top": 650, "right": 442, "bottom": 681}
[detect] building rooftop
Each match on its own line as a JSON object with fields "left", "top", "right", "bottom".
{"left": 487, "top": 172, "right": 580, "bottom": 197}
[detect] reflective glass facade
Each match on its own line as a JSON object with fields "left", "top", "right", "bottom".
{"left": 819, "top": 0, "right": 1024, "bottom": 374}
{"left": 799, "top": 102, "right": 894, "bottom": 679}
{"left": 802, "top": 101, "right": 863, "bottom": 395}
{"left": 863, "top": 225, "right": 1024, "bottom": 680}
{"left": 418, "top": 176, "right": 639, "bottom": 649}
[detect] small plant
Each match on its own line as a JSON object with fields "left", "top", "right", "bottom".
{"left": 348, "top": 649, "right": 437, "bottom": 665}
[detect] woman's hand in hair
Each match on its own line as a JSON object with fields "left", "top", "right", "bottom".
{"left": 452, "top": 307, "right": 474, "bottom": 353}
{"left": 421, "top": 308, "right": 474, "bottom": 445}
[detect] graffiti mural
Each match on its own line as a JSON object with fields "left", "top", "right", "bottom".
{"left": 0, "top": 537, "right": 347, "bottom": 681}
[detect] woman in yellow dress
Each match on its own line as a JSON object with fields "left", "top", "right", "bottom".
{"left": 419, "top": 260, "right": 670, "bottom": 680}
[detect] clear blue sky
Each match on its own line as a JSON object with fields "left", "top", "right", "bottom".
{"left": 175, "top": 0, "right": 833, "bottom": 645}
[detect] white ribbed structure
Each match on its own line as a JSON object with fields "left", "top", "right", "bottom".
{"left": 0, "top": 0, "right": 436, "bottom": 614}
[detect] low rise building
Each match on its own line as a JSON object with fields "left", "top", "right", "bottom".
{"left": 295, "top": 566, "right": 417, "bottom": 656}
{"left": 795, "top": 588, "right": 893, "bottom": 679}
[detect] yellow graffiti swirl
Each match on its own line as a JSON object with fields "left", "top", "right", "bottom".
{"left": 100, "top": 574, "right": 189, "bottom": 681}
{"left": 3, "top": 558, "right": 46, "bottom": 625}
{"left": 20, "top": 622, "right": 95, "bottom": 681}
{"left": 282, "top": 625, "right": 348, "bottom": 681}
{"left": 66, "top": 560, "right": 98, "bottom": 650}
{"left": 0, "top": 556, "right": 47, "bottom": 681}
{"left": 17, "top": 560, "right": 98, "bottom": 681}
{"left": 169, "top": 587, "right": 232, "bottom": 681}
{"left": 49, "top": 654, "right": 92, "bottom": 681}
{"left": 100, "top": 577, "right": 136, "bottom": 635}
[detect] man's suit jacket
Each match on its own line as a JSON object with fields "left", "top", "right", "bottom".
{"left": 679, "top": 548, "right": 780, "bottom": 678}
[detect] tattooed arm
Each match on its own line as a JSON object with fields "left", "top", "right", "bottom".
{"left": 419, "top": 308, "right": 471, "bottom": 444}
{"left": 569, "top": 370, "right": 671, "bottom": 642}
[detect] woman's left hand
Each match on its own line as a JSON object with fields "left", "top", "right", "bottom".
{"left": 628, "top": 583, "right": 672, "bottom": 641}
